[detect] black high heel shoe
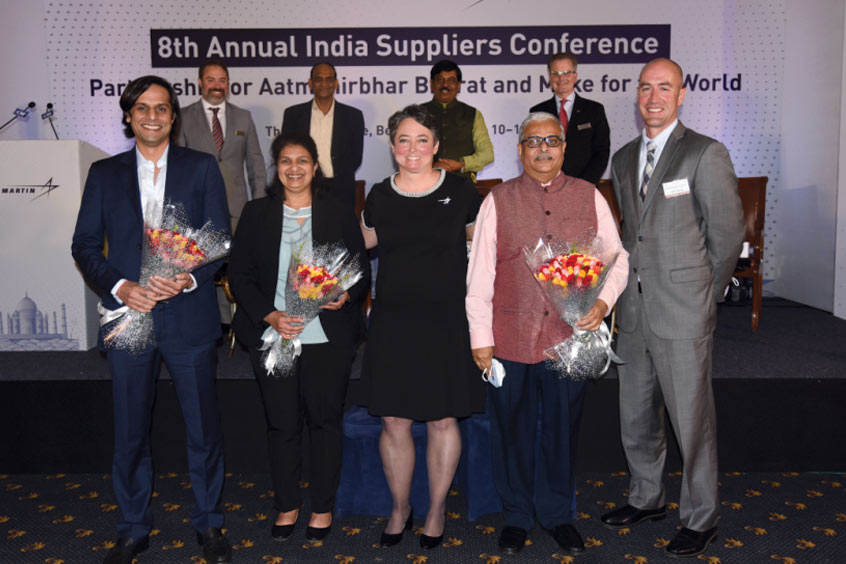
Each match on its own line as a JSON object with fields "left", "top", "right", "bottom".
{"left": 379, "top": 508, "right": 413, "bottom": 547}
{"left": 271, "top": 509, "right": 300, "bottom": 541}
{"left": 419, "top": 531, "right": 444, "bottom": 550}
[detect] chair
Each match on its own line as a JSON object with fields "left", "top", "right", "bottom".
{"left": 735, "top": 176, "right": 768, "bottom": 332}
{"left": 214, "top": 266, "right": 238, "bottom": 357}
{"left": 596, "top": 179, "right": 622, "bottom": 235}
{"left": 474, "top": 178, "right": 503, "bottom": 199}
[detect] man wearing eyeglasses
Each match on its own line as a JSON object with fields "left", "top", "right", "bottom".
{"left": 466, "top": 112, "right": 628, "bottom": 555}
{"left": 422, "top": 59, "right": 494, "bottom": 182}
{"left": 530, "top": 53, "right": 610, "bottom": 185}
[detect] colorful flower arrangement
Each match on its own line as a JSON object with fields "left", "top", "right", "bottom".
{"left": 259, "top": 242, "right": 363, "bottom": 376}
{"left": 294, "top": 264, "right": 340, "bottom": 299}
{"left": 145, "top": 227, "right": 207, "bottom": 269}
{"left": 99, "top": 202, "right": 230, "bottom": 355}
{"left": 533, "top": 253, "right": 605, "bottom": 289}
{"left": 523, "top": 236, "right": 621, "bottom": 380}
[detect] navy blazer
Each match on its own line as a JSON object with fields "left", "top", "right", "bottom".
{"left": 71, "top": 145, "right": 231, "bottom": 346}
{"left": 228, "top": 191, "right": 371, "bottom": 350}
{"left": 530, "top": 94, "right": 611, "bottom": 185}
{"left": 281, "top": 100, "right": 364, "bottom": 186}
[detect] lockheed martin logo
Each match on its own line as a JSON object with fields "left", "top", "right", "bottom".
{"left": 1, "top": 178, "right": 60, "bottom": 200}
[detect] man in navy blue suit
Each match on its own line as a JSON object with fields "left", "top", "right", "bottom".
{"left": 71, "top": 76, "right": 232, "bottom": 564}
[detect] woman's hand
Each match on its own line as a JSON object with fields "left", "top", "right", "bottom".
{"left": 264, "top": 310, "right": 305, "bottom": 339}
{"left": 320, "top": 292, "right": 349, "bottom": 311}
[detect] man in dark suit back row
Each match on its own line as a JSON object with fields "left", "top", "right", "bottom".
{"left": 281, "top": 62, "right": 365, "bottom": 213}
{"left": 530, "top": 52, "right": 611, "bottom": 185}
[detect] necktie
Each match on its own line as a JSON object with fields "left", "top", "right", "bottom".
{"left": 559, "top": 98, "right": 569, "bottom": 138}
{"left": 211, "top": 107, "right": 223, "bottom": 155}
{"left": 640, "top": 140, "right": 657, "bottom": 201}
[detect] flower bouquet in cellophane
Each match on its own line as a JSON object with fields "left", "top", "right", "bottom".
{"left": 99, "top": 202, "right": 231, "bottom": 355}
{"left": 258, "top": 241, "right": 363, "bottom": 376}
{"left": 523, "top": 235, "right": 622, "bottom": 379}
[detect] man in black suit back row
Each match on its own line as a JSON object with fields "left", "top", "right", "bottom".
{"left": 530, "top": 52, "right": 611, "bottom": 185}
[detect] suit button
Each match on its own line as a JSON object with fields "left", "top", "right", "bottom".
{"left": 633, "top": 267, "right": 638, "bottom": 273}
{"left": 544, "top": 311, "right": 550, "bottom": 316}
{"left": 543, "top": 188, "right": 548, "bottom": 193}
{"left": 546, "top": 234, "right": 553, "bottom": 240}
{"left": 545, "top": 210, "right": 551, "bottom": 215}
{"left": 638, "top": 235, "right": 644, "bottom": 241}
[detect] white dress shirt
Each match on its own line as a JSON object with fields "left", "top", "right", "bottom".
{"left": 310, "top": 100, "right": 335, "bottom": 178}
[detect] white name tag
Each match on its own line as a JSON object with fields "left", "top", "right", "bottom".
{"left": 662, "top": 178, "right": 691, "bottom": 198}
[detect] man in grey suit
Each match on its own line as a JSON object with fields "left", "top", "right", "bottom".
{"left": 177, "top": 59, "right": 266, "bottom": 231}
{"left": 600, "top": 58, "right": 744, "bottom": 558}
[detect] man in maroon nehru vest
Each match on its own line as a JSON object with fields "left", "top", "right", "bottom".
{"left": 466, "top": 112, "right": 628, "bottom": 555}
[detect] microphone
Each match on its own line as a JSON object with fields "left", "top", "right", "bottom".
{"left": 42, "top": 102, "right": 59, "bottom": 140}
{"left": 0, "top": 101, "right": 37, "bottom": 133}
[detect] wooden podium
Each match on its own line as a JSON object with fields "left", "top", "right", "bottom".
{"left": 0, "top": 140, "right": 109, "bottom": 351}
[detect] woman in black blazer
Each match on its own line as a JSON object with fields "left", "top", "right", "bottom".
{"left": 229, "top": 131, "right": 370, "bottom": 542}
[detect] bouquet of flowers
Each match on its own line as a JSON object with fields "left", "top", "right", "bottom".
{"left": 99, "top": 202, "right": 231, "bottom": 355}
{"left": 258, "top": 241, "right": 363, "bottom": 376}
{"left": 523, "top": 235, "right": 622, "bottom": 379}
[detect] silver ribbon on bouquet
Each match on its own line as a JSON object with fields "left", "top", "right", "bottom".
{"left": 97, "top": 301, "right": 153, "bottom": 355}
{"left": 545, "top": 320, "right": 624, "bottom": 380}
{"left": 258, "top": 325, "right": 302, "bottom": 376}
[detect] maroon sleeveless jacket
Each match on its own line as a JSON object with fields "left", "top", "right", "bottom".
{"left": 491, "top": 172, "right": 598, "bottom": 364}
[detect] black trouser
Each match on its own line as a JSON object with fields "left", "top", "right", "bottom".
{"left": 250, "top": 340, "right": 353, "bottom": 514}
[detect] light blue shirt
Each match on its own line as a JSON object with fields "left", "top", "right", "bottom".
{"left": 274, "top": 204, "right": 327, "bottom": 344}
{"left": 638, "top": 119, "right": 679, "bottom": 182}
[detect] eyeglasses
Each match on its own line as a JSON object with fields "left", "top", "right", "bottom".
{"left": 550, "top": 70, "right": 577, "bottom": 77}
{"left": 520, "top": 135, "right": 564, "bottom": 148}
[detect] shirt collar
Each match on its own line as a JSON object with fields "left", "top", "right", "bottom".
{"left": 311, "top": 99, "right": 335, "bottom": 116}
{"left": 554, "top": 91, "right": 575, "bottom": 107}
{"left": 136, "top": 143, "right": 169, "bottom": 169}
{"left": 201, "top": 98, "right": 226, "bottom": 113}
{"left": 641, "top": 119, "right": 679, "bottom": 151}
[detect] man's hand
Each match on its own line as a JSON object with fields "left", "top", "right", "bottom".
{"left": 472, "top": 346, "right": 494, "bottom": 372}
{"left": 320, "top": 292, "right": 349, "bottom": 311}
{"left": 434, "top": 158, "right": 463, "bottom": 173}
{"left": 264, "top": 311, "right": 305, "bottom": 339}
{"left": 147, "top": 273, "right": 193, "bottom": 301}
{"left": 117, "top": 281, "right": 159, "bottom": 313}
{"left": 575, "top": 299, "right": 609, "bottom": 331}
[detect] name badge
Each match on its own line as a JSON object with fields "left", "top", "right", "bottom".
{"left": 662, "top": 178, "right": 690, "bottom": 198}
{"left": 577, "top": 122, "right": 592, "bottom": 131}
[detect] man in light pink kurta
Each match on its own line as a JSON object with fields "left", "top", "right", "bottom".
{"left": 466, "top": 112, "right": 628, "bottom": 555}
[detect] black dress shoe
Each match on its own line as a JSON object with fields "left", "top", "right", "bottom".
{"left": 601, "top": 504, "right": 667, "bottom": 529}
{"left": 548, "top": 523, "right": 585, "bottom": 553}
{"left": 419, "top": 532, "right": 443, "bottom": 550}
{"left": 102, "top": 535, "right": 149, "bottom": 564}
{"left": 379, "top": 508, "right": 413, "bottom": 547}
{"left": 306, "top": 524, "right": 331, "bottom": 541}
{"left": 498, "top": 526, "right": 528, "bottom": 554}
{"left": 666, "top": 526, "right": 717, "bottom": 558}
{"left": 271, "top": 522, "right": 296, "bottom": 540}
{"left": 196, "top": 527, "right": 232, "bottom": 564}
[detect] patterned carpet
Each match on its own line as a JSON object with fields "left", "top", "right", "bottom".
{"left": 2, "top": 471, "right": 844, "bottom": 563}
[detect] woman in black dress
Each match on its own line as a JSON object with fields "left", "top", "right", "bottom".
{"left": 229, "top": 132, "right": 370, "bottom": 542}
{"left": 361, "top": 105, "right": 484, "bottom": 549}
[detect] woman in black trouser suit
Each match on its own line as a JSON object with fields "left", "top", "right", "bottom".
{"left": 229, "top": 131, "right": 370, "bottom": 542}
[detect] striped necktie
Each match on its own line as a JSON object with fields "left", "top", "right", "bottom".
{"left": 559, "top": 98, "right": 569, "bottom": 139}
{"left": 640, "top": 140, "right": 657, "bottom": 201}
{"left": 210, "top": 107, "right": 223, "bottom": 155}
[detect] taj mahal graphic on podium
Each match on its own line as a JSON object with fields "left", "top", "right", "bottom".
{"left": 0, "top": 293, "right": 80, "bottom": 351}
